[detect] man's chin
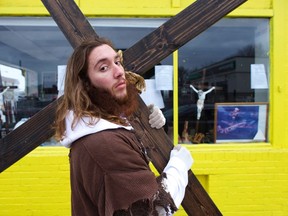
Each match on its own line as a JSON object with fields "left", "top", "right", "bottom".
{"left": 114, "top": 84, "right": 139, "bottom": 116}
{"left": 114, "top": 94, "right": 128, "bottom": 105}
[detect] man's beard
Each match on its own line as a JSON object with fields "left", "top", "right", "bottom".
{"left": 88, "top": 82, "right": 139, "bottom": 117}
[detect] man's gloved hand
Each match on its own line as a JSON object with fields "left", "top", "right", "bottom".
{"left": 169, "top": 145, "right": 194, "bottom": 171}
{"left": 148, "top": 104, "right": 166, "bottom": 129}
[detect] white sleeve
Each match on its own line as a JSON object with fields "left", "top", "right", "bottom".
{"left": 155, "top": 206, "right": 173, "bottom": 216}
{"left": 162, "top": 145, "right": 193, "bottom": 208}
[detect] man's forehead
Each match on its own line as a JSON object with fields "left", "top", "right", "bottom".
{"left": 89, "top": 44, "right": 119, "bottom": 63}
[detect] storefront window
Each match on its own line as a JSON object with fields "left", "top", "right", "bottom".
{"left": 0, "top": 17, "right": 269, "bottom": 145}
{"left": 175, "top": 18, "right": 270, "bottom": 144}
{"left": 0, "top": 17, "right": 172, "bottom": 142}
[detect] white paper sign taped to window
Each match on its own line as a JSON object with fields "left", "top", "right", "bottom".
{"left": 155, "top": 65, "right": 173, "bottom": 90}
{"left": 140, "top": 79, "right": 165, "bottom": 109}
{"left": 250, "top": 64, "right": 268, "bottom": 89}
{"left": 57, "top": 65, "right": 66, "bottom": 98}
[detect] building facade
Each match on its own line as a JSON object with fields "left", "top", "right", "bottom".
{"left": 0, "top": 0, "right": 287, "bottom": 215}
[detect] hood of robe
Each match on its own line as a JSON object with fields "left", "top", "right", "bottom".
{"left": 60, "top": 110, "right": 133, "bottom": 148}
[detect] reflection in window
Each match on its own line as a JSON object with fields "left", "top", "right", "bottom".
{"left": 175, "top": 18, "right": 269, "bottom": 144}
{"left": 0, "top": 17, "right": 270, "bottom": 145}
{"left": 0, "top": 17, "right": 171, "bottom": 142}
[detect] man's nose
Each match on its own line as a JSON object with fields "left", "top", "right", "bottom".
{"left": 113, "top": 65, "right": 124, "bottom": 78}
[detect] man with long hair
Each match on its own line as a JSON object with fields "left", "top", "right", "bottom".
{"left": 54, "top": 38, "right": 193, "bottom": 215}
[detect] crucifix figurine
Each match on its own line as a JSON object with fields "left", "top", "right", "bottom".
{"left": 190, "top": 84, "right": 215, "bottom": 120}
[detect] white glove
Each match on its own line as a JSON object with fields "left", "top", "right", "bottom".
{"left": 169, "top": 145, "right": 193, "bottom": 171}
{"left": 162, "top": 145, "right": 193, "bottom": 208}
{"left": 148, "top": 104, "right": 166, "bottom": 129}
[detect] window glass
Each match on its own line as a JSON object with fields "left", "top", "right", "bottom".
{"left": 175, "top": 18, "right": 270, "bottom": 144}
{"left": 0, "top": 18, "right": 269, "bottom": 145}
{"left": 0, "top": 17, "right": 173, "bottom": 143}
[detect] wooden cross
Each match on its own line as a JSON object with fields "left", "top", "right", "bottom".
{"left": 0, "top": 0, "right": 247, "bottom": 215}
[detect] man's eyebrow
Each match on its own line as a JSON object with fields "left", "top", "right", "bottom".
{"left": 94, "top": 53, "right": 120, "bottom": 68}
{"left": 94, "top": 58, "right": 108, "bottom": 69}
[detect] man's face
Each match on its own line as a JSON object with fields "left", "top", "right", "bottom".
{"left": 87, "top": 44, "right": 127, "bottom": 101}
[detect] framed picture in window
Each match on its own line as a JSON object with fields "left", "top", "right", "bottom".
{"left": 214, "top": 102, "right": 268, "bottom": 143}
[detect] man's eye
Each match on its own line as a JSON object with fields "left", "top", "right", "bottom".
{"left": 115, "top": 61, "right": 122, "bottom": 66}
{"left": 100, "top": 66, "right": 108, "bottom": 71}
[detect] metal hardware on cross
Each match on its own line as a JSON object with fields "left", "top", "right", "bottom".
{"left": 0, "top": 0, "right": 247, "bottom": 215}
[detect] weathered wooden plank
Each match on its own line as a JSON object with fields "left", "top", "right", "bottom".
{"left": 132, "top": 99, "right": 221, "bottom": 215}
{"left": 124, "top": 0, "right": 248, "bottom": 75}
{"left": 0, "top": 98, "right": 59, "bottom": 170}
{"left": 41, "top": 0, "right": 98, "bottom": 48}
{"left": 0, "top": 0, "right": 248, "bottom": 214}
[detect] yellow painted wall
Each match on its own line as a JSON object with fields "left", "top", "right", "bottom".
{"left": 0, "top": 0, "right": 272, "bottom": 16}
{"left": 1, "top": 145, "right": 287, "bottom": 216}
{"left": 1, "top": 0, "right": 288, "bottom": 215}
{"left": 0, "top": 147, "right": 71, "bottom": 216}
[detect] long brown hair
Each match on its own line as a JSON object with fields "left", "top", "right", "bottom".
{"left": 54, "top": 38, "right": 121, "bottom": 141}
